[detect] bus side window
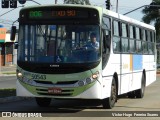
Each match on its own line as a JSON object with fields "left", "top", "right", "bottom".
{"left": 102, "top": 30, "right": 111, "bottom": 69}
{"left": 102, "top": 16, "right": 111, "bottom": 69}
{"left": 113, "top": 20, "right": 120, "bottom": 53}
{"left": 121, "top": 23, "right": 129, "bottom": 53}
{"left": 104, "top": 33, "right": 111, "bottom": 52}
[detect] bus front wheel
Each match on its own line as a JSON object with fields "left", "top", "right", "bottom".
{"left": 35, "top": 97, "right": 52, "bottom": 107}
{"left": 102, "top": 77, "right": 117, "bottom": 109}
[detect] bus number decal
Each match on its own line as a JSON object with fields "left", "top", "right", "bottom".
{"left": 31, "top": 74, "right": 46, "bottom": 80}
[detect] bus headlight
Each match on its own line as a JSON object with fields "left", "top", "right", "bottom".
{"left": 78, "top": 80, "right": 85, "bottom": 86}
{"left": 17, "top": 69, "right": 23, "bottom": 80}
{"left": 92, "top": 71, "right": 99, "bottom": 79}
{"left": 86, "top": 78, "right": 92, "bottom": 84}
{"left": 17, "top": 72, "right": 23, "bottom": 78}
{"left": 77, "top": 71, "right": 99, "bottom": 87}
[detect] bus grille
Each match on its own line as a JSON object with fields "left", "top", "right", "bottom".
{"left": 36, "top": 88, "right": 74, "bottom": 96}
{"left": 34, "top": 80, "right": 78, "bottom": 85}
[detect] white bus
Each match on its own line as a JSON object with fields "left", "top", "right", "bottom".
{"left": 11, "top": 4, "right": 156, "bottom": 109}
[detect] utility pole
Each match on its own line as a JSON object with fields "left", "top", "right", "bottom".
{"left": 55, "top": 0, "right": 57, "bottom": 4}
{"left": 116, "top": 0, "right": 118, "bottom": 13}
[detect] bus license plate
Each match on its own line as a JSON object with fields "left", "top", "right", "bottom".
{"left": 48, "top": 88, "right": 62, "bottom": 94}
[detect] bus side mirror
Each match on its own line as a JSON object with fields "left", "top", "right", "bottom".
{"left": 10, "top": 26, "right": 16, "bottom": 41}
{"left": 14, "top": 42, "right": 18, "bottom": 49}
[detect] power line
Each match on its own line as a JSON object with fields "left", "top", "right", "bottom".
{"left": 27, "top": 0, "right": 41, "bottom": 5}
{"left": 0, "top": 19, "right": 18, "bottom": 23}
{"left": 0, "top": 21, "right": 18, "bottom": 26}
{"left": 0, "top": 18, "right": 15, "bottom": 23}
{"left": 0, "top": 5, "right": 24, "bottom": 17}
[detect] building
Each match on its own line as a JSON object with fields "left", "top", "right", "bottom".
{"left": 0, "top": 28, "right": 16, "bottom": 66}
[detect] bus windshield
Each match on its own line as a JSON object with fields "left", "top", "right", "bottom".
{"left": 18, "top": 25, "right": 100, "bottom": 64}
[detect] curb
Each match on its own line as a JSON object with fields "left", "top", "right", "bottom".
{"left": 0, "top": 74, "right": 16, "bottom": 76}
{"left": 0, "top": 96, "right": 32, "bottom": 104}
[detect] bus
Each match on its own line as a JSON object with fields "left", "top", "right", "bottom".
{"left": 11, "top": 4, "right": 156, "bottom": 109}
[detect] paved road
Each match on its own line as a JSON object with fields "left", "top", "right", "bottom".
{"left": 0, "top": 76, "right": 16, "bottom": 89}
{"left": 0, "top": 76, "right": 160, "bottom": 119}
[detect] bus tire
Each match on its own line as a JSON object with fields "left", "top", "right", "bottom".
{"left": 35, "top": 97, "right": 51, "bottom": 107}
{"left": 135, "top": 72, "right": 146, "bottom": 98}
{"left": 127, "top": 91, "right": 136, "bottom": 98}
{"left": 102, "top": 77, "right": 117, "bottom": 109}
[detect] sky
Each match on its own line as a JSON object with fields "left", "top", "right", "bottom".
{"left": 0, "top": 0, "right": 153, "bottom": 30}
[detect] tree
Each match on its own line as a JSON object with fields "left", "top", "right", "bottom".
{"left": 142, "top": 0, "right": 160, "bottom": 41}
{"left": 64, "top": 0, "right": 90, "bottom": 5}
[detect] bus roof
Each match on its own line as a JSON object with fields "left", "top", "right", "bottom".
{"left": 20, "top": 4, "right": 155, "bottom": 30}
{"left": 102, "top": 8, "right": 155, "bottom": 30}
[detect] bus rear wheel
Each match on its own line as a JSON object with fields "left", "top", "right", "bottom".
{"left": 35, "top": 97, "right": 51, "bottom": 107}
{"left": 127, "top": 72, "right": 146, "bottom": 99}
{"left": 102, "top": 77, "right": 117, "bottom": 109}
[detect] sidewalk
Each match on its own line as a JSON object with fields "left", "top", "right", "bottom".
{"left": 0, "top": 65, "right": 16, "bottom": 75}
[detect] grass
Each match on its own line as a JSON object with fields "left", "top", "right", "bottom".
{"left": 0, "top": 88, "right": 16, "bottom": 98}
{"left": 1, "top": 72, "right": 16, "bottom": 75}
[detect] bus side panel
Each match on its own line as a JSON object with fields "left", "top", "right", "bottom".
{"left": 131, "top": 55, "right": 156, "bottom": 91}
{"left": 102, "top": 53, "right": 121, "bottom": 96}
{"left": 146, "top": 55, "right": 156, "bottom": 86}
{"left": 143, "top": 55, "right": 153, "bottom": 87}
{"left": 130, "top": 55, "right": 143, "bottom": 91}
{"left": 131, "top": 72, "right": 142, "bottom": 91}
{"left": 101, "top": 76, "right": 112, "bottom": 98}
{"left": 121, "top": 54, "right": 132, "bottom": 94}
{"left": 17, "top": 80, "right": 35, "bottom": 97}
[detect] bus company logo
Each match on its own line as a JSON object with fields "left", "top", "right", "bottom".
{"left": 50, "top": 65, "right": 59, "bottom": 67}
{"left": 2, "top": 112, "right": 11, "bottom": 117}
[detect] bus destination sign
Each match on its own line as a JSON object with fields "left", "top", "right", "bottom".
{"left": 29, "top": 10, "right": 88, "bottom": 19}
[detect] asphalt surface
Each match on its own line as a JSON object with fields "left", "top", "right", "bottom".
{"left": 0, "top": 76, "right": 16, "bottom": 89}
{"left": 0, "top": 65, "right": 16, "bottom": 88}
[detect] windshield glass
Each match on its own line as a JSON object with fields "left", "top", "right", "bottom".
{"left": 18, "top": 25, "right": 100, "bottom": 63}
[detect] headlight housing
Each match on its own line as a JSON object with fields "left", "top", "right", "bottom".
{"left": 92, "top": 71, "right": 99, "bottom": 79}
{"left": 17, "top": 69, "right": 36, "bottom": 85}
{"left": 77, "top": 71, "right": 99, "bottom": 87}
{"left": 16, "top": 69, "right": 23, "bottom": 80}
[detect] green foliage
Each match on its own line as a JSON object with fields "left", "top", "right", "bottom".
{"left": 142, "top": 0, "right": 160, "bottom": 41}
